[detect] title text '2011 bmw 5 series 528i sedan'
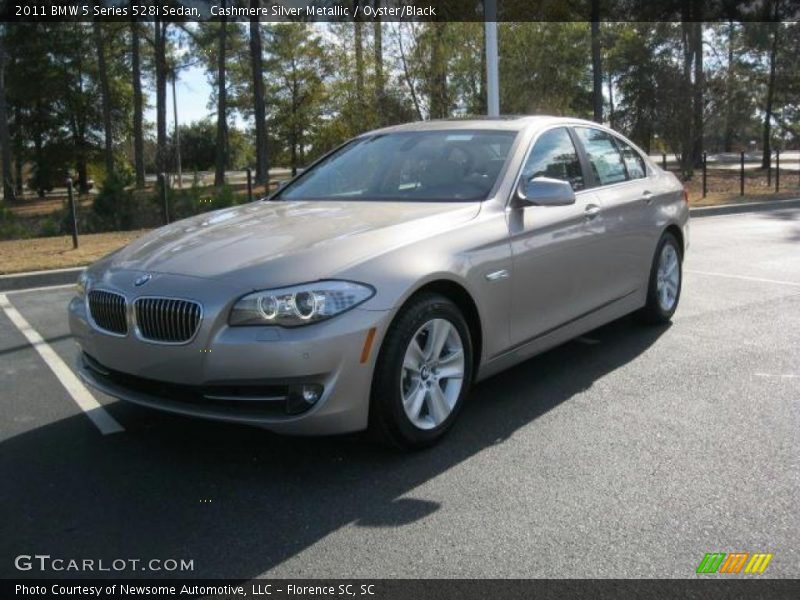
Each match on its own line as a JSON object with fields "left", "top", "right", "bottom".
{"left": 69, "top": 116, "right": 688, "bottom": 448}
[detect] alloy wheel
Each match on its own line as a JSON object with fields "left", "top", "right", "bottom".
{"left": 656, "top": 243, "right": 680, "bottom": 312}
{"left": 400, "top": 318, "right": 465, "bottom": 430}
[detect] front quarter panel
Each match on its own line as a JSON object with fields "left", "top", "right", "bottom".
{"left": 335, "top": 202, "right": 514, "bottom": 363}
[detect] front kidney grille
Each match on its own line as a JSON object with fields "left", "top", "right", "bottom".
{"left": 134, "top": 297, "right": 202, "bottom": 343}
{"left": 87, "top": 290, "right": 128, "bottom": 335}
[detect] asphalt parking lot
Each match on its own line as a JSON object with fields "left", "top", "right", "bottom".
{"left": 1, "top": 208, "right": 798, "bottom": 579}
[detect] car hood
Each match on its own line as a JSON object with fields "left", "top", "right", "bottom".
{"left": 103, "top": 200, "right": 480, "bottom": 288}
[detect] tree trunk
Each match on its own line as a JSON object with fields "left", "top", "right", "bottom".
{"left": 761, "top": 20, "right": 779, "bottom": 169}
{"left": 76, "top": 137, "right": 88, "bottom": 196}
{"left": 14, "top": 156, "right": 22, "bottom": 196}
{"left": 290, "top": 130, "right": 297, "bottom": 177}
{"left": 13, "top": 106, "right": 22, "bottom": 195}
{"left": 214, "top": 11, "right": 228, "bottom": 187}
{"left": 33, "top": 123, "right": 44, "bottom": 197}
{"left": 606, "top": 71, "right": 615, "bottom": 129}
{"left": 249, "top": 5, "right": 268, "bottom": 186}
{"left": 723, "top": 21, "right": 735, "bottom": 153}
{"left": 354, "top": 2, "right": 364, "bottom": 114}
{"left": 93, "top": 19, "right": 114, "bottom": 178}
{"left": 154, "top": 20, "right": 168, "bottom": 179}
{"left": 429, "top": 23, "right": 448, "bottom": 119}
{"left": 0, "top": 31, "right": 14, "bottom": 202}
{"left": 478, "top": 24, "right": 487, "bottom": 115}
{"left": 131, "top": 17, "right": 145, "bottom": 189}
{"left": 397, "top": 24, "right": 423, "bottom": 121}
{"left": 373, "top": 1, "right": 384, "bottom": 125}
{"left": 590, "top": 3, "right": 603, "bottom": 123}
{"left": 691, "top": 21, "right": 704, "bottom": 169}
{"left": 680, "top": 19, "right": 694, "bottom": 179}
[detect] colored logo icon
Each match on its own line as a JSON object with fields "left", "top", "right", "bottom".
{"left": 697, "top": 552, "right": 773, "bottom": 574}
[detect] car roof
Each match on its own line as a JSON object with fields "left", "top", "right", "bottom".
{"left": 361, "top": 115, "right": 601, "bottom": 135}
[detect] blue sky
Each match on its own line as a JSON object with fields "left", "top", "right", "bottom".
{"left": 144, "top": 65, "right": 231, "bottom": 131}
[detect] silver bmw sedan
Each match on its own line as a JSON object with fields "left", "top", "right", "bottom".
{"left": 69, "top": 116, "right": 688, "bottom": 448}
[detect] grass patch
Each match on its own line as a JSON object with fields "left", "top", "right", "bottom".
{"left": 681, "top": 168, "right": 800, "bottom": 206}
{"left": 0, "top": 230, "right": 148, "bottom": 275}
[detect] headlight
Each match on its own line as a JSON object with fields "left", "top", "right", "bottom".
{"left": 75, "top": 270, "right": 89, "bottom": 298}
{"left": 229, "top": 280, "right": 374, "bottom": 327}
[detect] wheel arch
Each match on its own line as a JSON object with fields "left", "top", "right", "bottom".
{"left": 664, "top": 223, "right": 685, "bottom": 257}
{"left": 394, "top": 279, "right": 483, "bottom": 377}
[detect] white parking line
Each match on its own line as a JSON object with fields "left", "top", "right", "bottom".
{"left": 0, "top": 294, "right": 124, "bottom": 435}
{"left": 685, "top": 270, "right": 800, "bottom": 288}
{"left": 4, "top": 283, "right": 76, "bottom": 295}
{"left": 0, "top": 266, "right": 85, "bottom": 278}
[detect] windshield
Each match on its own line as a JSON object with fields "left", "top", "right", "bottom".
{"left": 277, "top": 130, "right": 518, "bottom": 202}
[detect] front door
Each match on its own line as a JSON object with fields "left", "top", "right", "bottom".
{"left": 507, "top": 127, "right": 608, "bottom": 348}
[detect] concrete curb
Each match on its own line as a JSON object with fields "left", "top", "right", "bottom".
{"left": 690, "top": 197, "right": 800, "bottom": 218}
{"left": 0, "top": 266, "right": 85, "bottom": 293}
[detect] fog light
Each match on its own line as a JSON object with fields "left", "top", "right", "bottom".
{"left": 286, "top": 384, "right": 324, "bottom": 415}
{"left": 302, "top": 386, "right": 320, "bottom": 403}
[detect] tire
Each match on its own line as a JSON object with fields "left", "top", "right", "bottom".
{"left": 640, "top": 231, "right": 682, "bottom": 324}
{"left": 369, "top": 293, "right": 473, "bottom": 450}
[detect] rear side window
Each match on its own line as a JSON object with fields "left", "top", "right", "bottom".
{"left": 616, "top": 138, "right": 647, "bottom": 179}
{"left": 521, "top": 127, "right": 585, "bottom": 191}
{"left": 574, "top": 127, "right": 628, "bottom": 186}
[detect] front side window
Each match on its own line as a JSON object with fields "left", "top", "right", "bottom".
{"left": 574, "top": 127, "right": 628, "bottom": 186}
{"left": 616, "top": 138, "right": 647, "bottom": 179}
{"left": 277, "top": 130, "right": 517, "bottom": 202}
{"left": 520, "top": 127, "right": 584, "bottom": 191}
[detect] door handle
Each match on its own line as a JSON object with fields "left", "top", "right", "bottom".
{"left": 584, "top": 204, "right": 601, "bottom": 219}
{"left": 642, "top": 190, "right": 654, "bottom": 204}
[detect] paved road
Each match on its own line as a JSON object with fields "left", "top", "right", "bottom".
{"left": 649, "top": 151, "right": 800, "bottom": 171}
{"left": 1, "top": 209, "right": 798, "bottom": 579}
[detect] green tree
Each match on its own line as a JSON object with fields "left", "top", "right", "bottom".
{"left": 499, "top": 22, "right": 592, "bottom": 116}
{"left": 191, "top": 16, "right": 246, "bottom": 186}
{"left": 170, "top": 119, "right": 252, "bottom": 172}
{"left": 263, "top": 23, "right": 329, "bottom": 174}
{"left": 0, "top": 26, "right": 13, "bottom": 202}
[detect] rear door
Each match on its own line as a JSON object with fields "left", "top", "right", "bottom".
{"left": 571, "top": 126, "right": 652, "bottom": 302}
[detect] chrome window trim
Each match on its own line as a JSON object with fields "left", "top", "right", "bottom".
{"left": 504, "top": 121, "right": 658, "bottom": 211}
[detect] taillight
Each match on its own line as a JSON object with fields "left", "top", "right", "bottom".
{"left": 682, "top": 188, "right": 689, "bottom": 204}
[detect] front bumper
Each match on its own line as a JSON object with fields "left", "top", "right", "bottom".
{"left": 69, "top": 277, "right": 391, "bottom": 435}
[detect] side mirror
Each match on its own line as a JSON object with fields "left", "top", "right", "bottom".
{"left": 515, "top": 176, "right": 576, "bottom": 207}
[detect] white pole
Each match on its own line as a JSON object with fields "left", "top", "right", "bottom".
{"left": 484, "top": 0, "right": 499, "bottom": 116}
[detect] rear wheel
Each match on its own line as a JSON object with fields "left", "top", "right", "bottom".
{"left": 640, "top": 232, "right": 682, "bottom": 324}
{"left": 369, "top": 293, "right": 473, "bottom": 450}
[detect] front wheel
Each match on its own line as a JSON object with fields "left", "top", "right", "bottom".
{"left": 640, "top": 232, "right": 682, "bottom": 324}
{"left": 369, "top": 293, "right": 473, "bottom": 450}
